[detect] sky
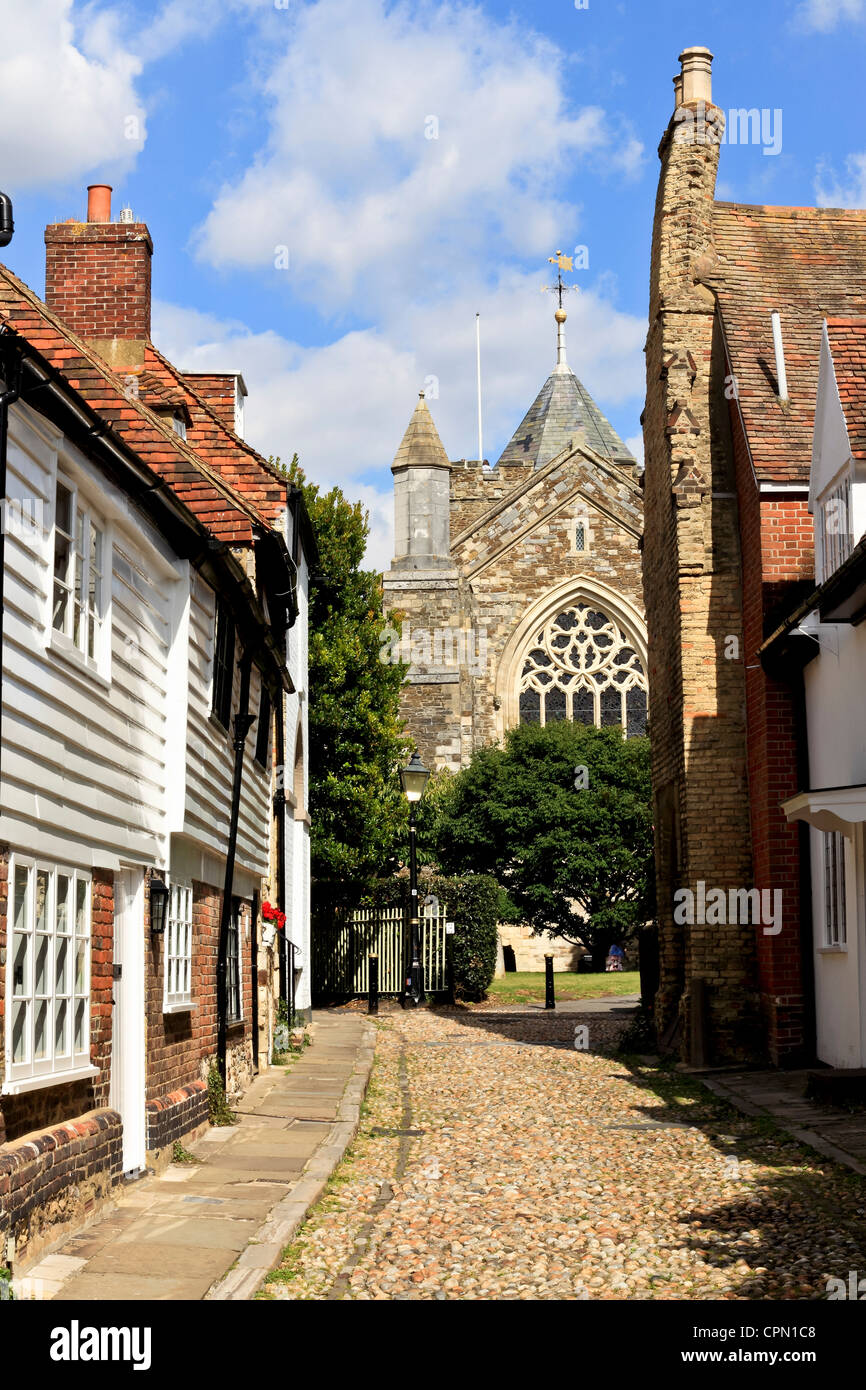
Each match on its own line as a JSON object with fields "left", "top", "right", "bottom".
{"left": 0, "top": 0, "right": 864, "bottom": 568}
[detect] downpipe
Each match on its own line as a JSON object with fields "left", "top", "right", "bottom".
{"left": 216, "top": 650, "right": 255, "bottom": 1090}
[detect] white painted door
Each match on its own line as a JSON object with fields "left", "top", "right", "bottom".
{"left": 110, "top": 868, "right": 146, "bottom": 1176}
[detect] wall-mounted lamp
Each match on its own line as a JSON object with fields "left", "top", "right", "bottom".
{"left": 150, "top": 876, "right": 169, "bottom": 935}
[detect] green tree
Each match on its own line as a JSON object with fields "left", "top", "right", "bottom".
{"left": 432, "top": 721, "right": 653, "bottom": 965}
{"left": 278, "top": 457, "right": 410, "bottom": 881}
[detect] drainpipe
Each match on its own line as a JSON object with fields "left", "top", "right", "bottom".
{"left": 274, "top": 687, "right": 287, "bottom": 1008}
{"left": 0, "top": 341, "right": 22, "bottom": 796}
{"left": 250, "top": 888, "right": 259, "bottom": 1074}
{"left": 216, "top": 648, "right": 255, "bottom": 1089}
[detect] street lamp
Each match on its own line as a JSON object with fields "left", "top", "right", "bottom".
{"left": 400, "top": 751, "right": 430, "bottom": 1007}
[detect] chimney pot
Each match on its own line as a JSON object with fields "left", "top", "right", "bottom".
{"left": 673, "top": 74, "right": 684, "bottom": 107}
{"left": 87, "top": 184, "right": 113, "bottom": 223}
{"left": 678, "top": 45, "right": 713, "bottom": 106}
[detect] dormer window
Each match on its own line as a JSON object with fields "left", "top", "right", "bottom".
{"left": 818, "top": 474, "right": 852, "bottom": 583}
{"left": 172, "top": 412, "right": 187, "bottom": 440}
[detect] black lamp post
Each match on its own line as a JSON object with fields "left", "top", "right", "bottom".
{"left": 399, "top": 751, "right": 430, "bottom": 1008}
{"left": 150, "top": 876, "right": 169, "bottom": 935}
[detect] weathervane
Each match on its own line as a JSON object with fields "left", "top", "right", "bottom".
{"left": 542, "top": 251, "right": 579, "bottom": 310}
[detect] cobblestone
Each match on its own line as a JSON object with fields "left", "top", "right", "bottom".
{"left": 262, "top": 1007, "right": 866, "bottom": 1301}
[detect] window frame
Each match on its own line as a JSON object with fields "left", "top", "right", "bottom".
{"left": 3, "top": 856, "right": 94, "bottom": 1092}
{"left": 226, "top": 898, "right": 242, "bottom": 1024}
{"left": 211, "top": 598, "right": 236, "bottom": 730}
{"left": 51, "top": 474, "right": 108, "bottom": 672}
{"left": 818, "top": 474, "right": 853, "bottom": 583}
{"left": 164, "top": 881, "right": 194, "bottom": 1013}
{"left": 822, "top": 830, "right": 848, "bottom": 947}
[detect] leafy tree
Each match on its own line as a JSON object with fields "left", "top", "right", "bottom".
{"left": 277, "top": 457, "right": 411, "bottom": 881}
{"left": 432, "top": 721, "right": 653, "bottom": 966}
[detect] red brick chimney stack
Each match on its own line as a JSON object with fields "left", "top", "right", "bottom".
{"left": 44, "top": 184, "right": 153, "bottom": 368}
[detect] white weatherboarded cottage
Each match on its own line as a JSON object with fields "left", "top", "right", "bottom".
{"left": 771, "top": 318, "right": 866, "bottom": 1069}
{"left": 0, "top": 213, "right": 307, "bottom": 1264}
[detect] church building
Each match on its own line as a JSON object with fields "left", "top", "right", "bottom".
{"left": 383, "top": 291, "right": 646, "bottom": 962}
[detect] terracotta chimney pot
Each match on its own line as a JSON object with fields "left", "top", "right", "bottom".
{"left": 87, "top": 184, "right": 112, "bottom": 223}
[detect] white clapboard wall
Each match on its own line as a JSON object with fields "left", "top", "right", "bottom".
{"left": 1, "top": 399, "right": 270, "bottom": 884}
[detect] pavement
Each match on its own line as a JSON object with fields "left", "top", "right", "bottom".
{"left": 262, "top": 1006, "right": 866, "bottom": 1300}
{"left": 14, "top": 1011, "right": 374, "bottom": 1302}
{"left": 700, "top": 1067, "right": 866, "bottom": 1178}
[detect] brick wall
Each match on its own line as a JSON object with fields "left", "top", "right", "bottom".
{"left": 145, "top": 872, "right": 254, "bottom": 1142}
{"left": 730, "top": 406, "right": 815, "bottom": 1062}
{"left": 0, "top": 849, "right": 121, "bottom": 1261}
{"left": 44, "top": 220, "right": 153, "bottom": 342}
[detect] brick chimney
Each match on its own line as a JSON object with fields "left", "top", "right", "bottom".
{"left": 44, "top": 185, "right": 153, "bottom": 368}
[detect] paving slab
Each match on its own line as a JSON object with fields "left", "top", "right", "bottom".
{"left": 19, "top": 1011, "right": 375, "bottom": 1303}
{"left": 702, "top": 1067, "right": 866, "bottom": 1176}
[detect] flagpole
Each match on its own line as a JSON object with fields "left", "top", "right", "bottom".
{"left": 475, "top": 313, "right": 483, "bottom": 465}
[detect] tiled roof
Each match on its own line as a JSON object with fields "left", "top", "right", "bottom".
{"left": 495, "top": 365, "right": 635, "bottom": 470}
{"left": 0, "top": 262, "right": 271, "bottom": 543}
{"left": 826, "top": 318, "right": 866, "bottom": 460}
{"left": 712, "top": 203, "right": 866, "bottom": 483}
{"left": 144, "top": 345, "right": 287, "bottom": 524}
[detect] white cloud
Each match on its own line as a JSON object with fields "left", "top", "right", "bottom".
{"left": 793, "top": 0, "right": 863, "bottom": 31}
{"left": 194, "top": 0, "right": 644, "bottom": 313}
{"left": 0, "top": 0, "right": 233, "bottom": 191}
{"left": 625, "top": 434, "right": 644, "bottom": 469}
{"left": 815, "top": 152, "right": 866, "bottom": 207}
{"left": 0, "top": 0, "right": 145, "bottom": 188}
{"left": 154, "top": 270, "right": 645, "bottom": 573}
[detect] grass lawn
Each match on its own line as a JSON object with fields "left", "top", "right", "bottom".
{"left": 485, "top": 969, "right": 640, "bottom": 1005}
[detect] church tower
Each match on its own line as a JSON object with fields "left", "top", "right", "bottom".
{"left": 384, "top": 278, "right": 646, "bottom": 778}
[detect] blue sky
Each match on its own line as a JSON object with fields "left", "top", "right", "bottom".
{"left": 1, "top": 0, "right": 865, "bottom": 565}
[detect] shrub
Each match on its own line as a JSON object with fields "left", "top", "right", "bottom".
{"left": 430, "top": 873, "right": 502, "bottom": 1002}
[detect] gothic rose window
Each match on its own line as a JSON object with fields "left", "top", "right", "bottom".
{"left": 519, "top": 604, "right": 647, "bottom": 737}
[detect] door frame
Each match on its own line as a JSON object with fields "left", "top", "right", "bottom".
{"left": 110, "top": 866, "right": 146, "bottom": 1176}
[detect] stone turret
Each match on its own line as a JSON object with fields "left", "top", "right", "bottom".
{"left": 643, "top": 45, "right": 757, "bottom": 1062}
{"left": 391, "top": 391, "right": 452, "bottom": 570}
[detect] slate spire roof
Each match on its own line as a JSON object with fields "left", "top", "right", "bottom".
{"left": 392, "top": 391, "right": 451, "bottom": 470}
{"left": 495, "top": 311, "right": 636, "bottom": 469}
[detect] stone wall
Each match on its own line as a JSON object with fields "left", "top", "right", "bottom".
{"left": 497, "top": 925, "right": 583, "bottom": 973}
{"left": 643, "top": 95, "right": 760, "bottom": 1062}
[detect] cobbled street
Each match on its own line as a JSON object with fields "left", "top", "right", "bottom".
{"left": 262, "top": 1007, "right": 866, "bottom": 1301}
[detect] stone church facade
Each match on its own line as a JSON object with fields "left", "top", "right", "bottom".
{"left": 383, "top": 307, "right": 646, "bottom": 968}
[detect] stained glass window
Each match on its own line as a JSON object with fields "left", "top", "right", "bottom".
{"left": 519, "top": 604, "right": 647, "bottom": 737}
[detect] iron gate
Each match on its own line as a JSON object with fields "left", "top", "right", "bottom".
{"left": 313, "top": 903, "right": 448, "bottom": 999}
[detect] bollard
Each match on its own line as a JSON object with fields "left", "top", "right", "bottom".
{"left": 368, "top": 954, "right": 379, "bottom": 1015}
{"left": 545, "top": 954, "right": 555, "bottom": 1010}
